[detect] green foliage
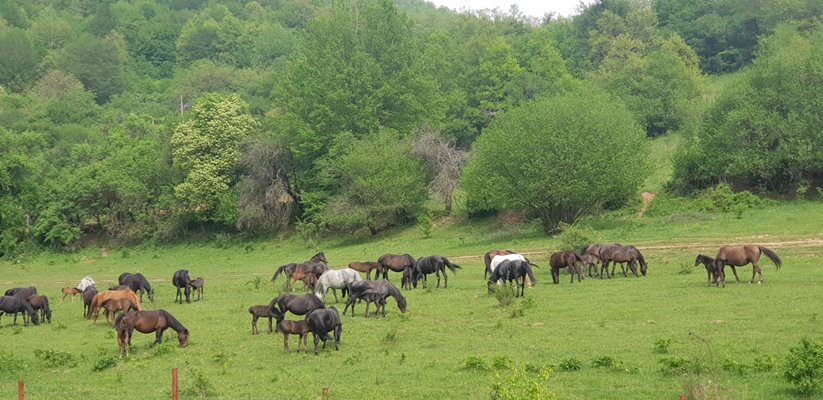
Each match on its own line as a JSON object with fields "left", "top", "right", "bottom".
{"left": 416, "top": 211, "right": 433, "bottom": 239}
{"left": 91, "top": 355, "right": 118, "bottom": 372}
{"left": 463, "top": 356, "right": 488, "bottom": 371}
{"left": 34, "top": 349, "right": 77, "bottom": 368}
{"left": 58, "top": 34, "right": 126, "bottom": 103}
{"left": 462, "top": 84, "right": 649, "bottom": 234}
{"left": 492, "top": 285, "right": 517, "bottom": 307}
{"left": 0, "top": 351, "right": 25, "bottom": 374}
{"left": 182, "top": 368, "right": 218, "bottom": 399}
{"left": 783, "top": 338, "right": 823, "bottom": 395}
{"left": 673, "top": 24, "right": 823, "bottom": 193}
{"left": 0, "top": 28, "right": 44, "bottom": 91}
{"left": 558, "top": 357, "right": 582, "bottom": 371}
{"left": 491, "top": 364, "right": 555, "bottom": 400}
{"left": 654, "top": 338, "right": 673, "bottom": 354}
{"left": 492, "top": 356, "right": 513, "bottom": 370}
{"left": 556, "top": 222, "right": 601, "bottom": 252}
{"left": 753, "top": 354, "right": 778, "bottom": 372}
{"left": 721, "top": 358, "right": 749, "bottom": 375}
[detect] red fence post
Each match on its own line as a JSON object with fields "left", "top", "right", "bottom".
{"left": 172, "top": 368, "right": 178, "bottom": 400}
{"left": 18, "top": 380, "right": 24, "bottom": 400}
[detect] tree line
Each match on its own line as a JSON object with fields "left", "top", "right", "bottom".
{"left": 0, "top": 0, "right": 820, "bottom": 255}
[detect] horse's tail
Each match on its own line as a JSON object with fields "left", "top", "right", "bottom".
{"left": 580, "top": 244, "right": 590, "bottom": 255}
{"left": 271, "top": 265, "right": 286, "bottom": 282}
{"left": 444, "top": 258, "right": 461, "bottom": 273}
{"left": 759, "top": 246, "right": 782, "bottom": 269}
{"left": 483, "top": 252, "right": 492, "bottom": 278}
{"left": 525, "top": 263, "right": 537, "bottom": 285}
{"left": 42, "top": 296, "right": 51, "bottom": 321}
{"left": 113, "top": 313, "right": 127, "bottom": 333}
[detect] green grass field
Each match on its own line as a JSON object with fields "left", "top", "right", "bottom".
{"left": 2, "top": 200, "right": 822, "bottom": 399}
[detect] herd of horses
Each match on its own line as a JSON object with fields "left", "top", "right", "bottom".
{"left": 2, "top": 244, "right": 782, "bottom": 358}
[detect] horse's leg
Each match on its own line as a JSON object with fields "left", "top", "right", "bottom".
{"left": 61, "top": 293, "right": 67, "bottom": 304}
{"left": 751, "top": 261, "right": 764, "bottom": 284}
{"left": 364, "top": 301, "right": 371, "bottom": 318}
{"left": 332, "top": 288, "right": 339, "bottom": 303}
{"left": 313, "top": 333, "right": 320, "bottom": 355}
{"left": 153, "top": 328, "right": 166, "bottom": 347}
{"left": 267, "top": 316, "right": 273, "bottom": 334}
{"left": 443, "top": 267, "right": 448, "bottom": 288}
{"left": 730, "top": 265, "right": 741, "bottom": 283}
{"left": 334, "top": 326, "right": 341, "bottom": 351}
{"left": 185, "top": 285, "right": 191, "bottom": 303}
{"left": 283, "top": 333, "right": 290, "bottom": 352}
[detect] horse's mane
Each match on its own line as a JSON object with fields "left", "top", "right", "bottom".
{"left": 160, "top": 310, "right": 188, "bottom": 334}
{"left": 386, "top": 282, "right": 404, "bottom": 302}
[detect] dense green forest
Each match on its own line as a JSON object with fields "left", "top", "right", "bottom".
{"left": 0, "top": 0, "right": 821, "bottom": 255}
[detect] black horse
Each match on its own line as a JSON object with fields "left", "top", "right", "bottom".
{"left": 343, "top": 280, "right": 407, "bottom": 317}
{"left": 694, "top": 254, "right": 723, "bottom": 287}
{"left": 412, "top": 255, "right": 461, "bottom": 288}
{"left": 0, "top": 296, "right": 39, "bottom": 326}
{"left": 119, "top": 272, "right": 155, "bottom": 303}
{"left": 307, "top": 307, "right": 342, "bottom": 355}
{"left": 488, "top": 259, "right": 536, "bottom": 297}
{"left": 83, "top": 286, "right": 99, "bottom": 318}
{"left": 173, "top": 269, "right": 192, "bottom": 304}
{"left": 5, "top": 286, "right": 37, "bottom": 300}
{"left": 269, "top": 294, "right": 325, "bottom": 331}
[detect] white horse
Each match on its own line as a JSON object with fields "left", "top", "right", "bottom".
{"left": 77, "top": 276, "right": 95, "bottom": 292}
{"left": 315, "top": 268, "right": 362, "bottom": 303}
{"left": 490, "top": 254, "right": 533, "bottom": 287}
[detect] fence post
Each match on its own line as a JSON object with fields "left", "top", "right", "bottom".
{"left": 172, "top": 368, "right": 178, "bottom": 400}
{"left": 18, "top": 380, "right": 24, "bottom": 400}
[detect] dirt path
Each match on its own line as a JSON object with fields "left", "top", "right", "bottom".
{"left": 637, "top": 192, "right": 656, "bottom": 218}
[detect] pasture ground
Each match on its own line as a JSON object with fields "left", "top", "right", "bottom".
{"left": 1, "top": 201, "right": 822, "bottom": 399}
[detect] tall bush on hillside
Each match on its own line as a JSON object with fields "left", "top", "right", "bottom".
{"left": 673, "top": 24, "right": 823, "bottom": 193}
{"left": 461, "top": 84, "right": 648, "bottom": 234}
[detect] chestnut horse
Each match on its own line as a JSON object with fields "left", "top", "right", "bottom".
{"left": 61, "top": 287, "right": 81, "bottom": 303}
{"left": 90, "top": 289, "right": 142, "bottom": 325}
{"left": 271, "top": 252, "right": 329, "bottom": 291}
{"left": 347, "top": 261, "right": 383, "bottom": 280}
{"left": 715, "top": 245, "right": 781, "bottom": 285}
{"left": 377, "top": 254, "right": 416, "bottom": 280}
{"left": 549, "top": 251, "right": 584, "bottom": 283}
{"left": 114, "top": 310, "right": 189, "bottom": 357}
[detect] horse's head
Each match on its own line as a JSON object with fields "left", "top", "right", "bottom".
{"left": 397, "top": 296, "right": 407, "bottom": 313}
{"left": 30, "top": 311, "right": 40, "bottom": 325}
{"left": 640, "top": 261, "right": 648, "bottom": 276}
{"left": 694, "top": 255, "right": 702, "bottom": 267}
{"left": 178, "top": 329, "right": 189, "bottom": 347}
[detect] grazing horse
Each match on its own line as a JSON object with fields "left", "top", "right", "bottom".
{"left": 272, "top": 253, "right": 330, "bottom": 291}
{"left": 189, "top": 277, "right": 204, "bottom": 301}
{"left": 77, "top": 276, "right": 95, "bottom": 292}
{"left": 600, "top": 245, "right": 647, "bottom": 278}
{"left": 100, "top": 298, "right": 139, "bottom": 325}
{"left": 0, "top": 296, "right": 39, "bottom": 326}
{"left": 377, "top": 254, "right": 416, "bottom": 280}
{"left": 582, "top": 243, "right": 622, "bottom": 259}
{"left": 343, "top": 280, "right": 407, "bottom": 317}
{"left": 114, "top": 310, "right": 189, "bottom": 357}
{"left": 489, "top": 254, "right": 532, "bottom": 286}
{"left": 83, "top": 286, "right": 99, "bottom": 318}
{"left": 61, "top": 287, "right": 81, "bottom": 303}
{"left": 694, "top": 254, "right": 723, "bottom": 287}
{"left": 359, "top": 292, "right": 389, "bottom": 318}
{"left": 249, "top": 305, "right": 275, "bottom": 335}
{"left": 347, "top": 261, "right": 383, "bottom": 280}
{"left": 315, "top": 268, "right": 361, "bottom": 303}
{"left": 412, "top": 255, "right": 461, "bottom": 289}
{"left": 90, "top": 289, "right": 142, "bottom": 325}
{"left": 269, "top": 294, "right": 325, "bottom": 330}
{"left": 484, "top": 249, "right": 516, "bottom": 279}
{"left": 714, "top": 245, "right": 781, "bottom": 284}
{"left": 488, "top": 260, "right": 536, "bottom": 297}
{"left": 271, "top": 308, "right": 311, "bottom": 352}
{"left": 27, "top": 295, "right": 51, "bottom": 324}
{"left": 5, "top": 286, "right": 37, "bottom": 300}
{"left": 118, "top": 272, "right": 155, "bottom": 303}
{"left": 173, "top": 269, "right": 192, "bottom": 304}
{"left": 581, "top": 254, "right": 600, "bottom": 277}
{"left": 549, "top": 251, "right": 584, "bottom": 283}
{"left": 307, "top": 307, "right": 342, "bottom": 356}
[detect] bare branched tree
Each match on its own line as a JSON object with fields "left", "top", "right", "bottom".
{"left": 411, "top": 129, "right": 468, "bottom": 215}
{"left": 236, "top": 138, "right": 300, "bottom": 231}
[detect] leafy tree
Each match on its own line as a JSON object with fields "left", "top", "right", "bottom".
{"left": 172, "top": 93, "right": 259, "bottom": 223}
{"left": 176, "top": 5, "right": 256, "bottom": 68}
{"left": 673, "top": 24, "right": 823, "bottom": 193}
{"left": 30, "top": 8, "right": 73, "bottom": 50}
{"left": 59, "top": 34, "right": 126, "bottom": 103}
{"left": 0, "top": 28, "right": 44, "bottom": 91}
{"left": 313, "top": 130, "right": 427, "bottom": 234}
{"left": 0, "top": 129, "right": 45, "bottom": 256}
{"left": 461, "top": 84, "right": 648, "bottom": 234}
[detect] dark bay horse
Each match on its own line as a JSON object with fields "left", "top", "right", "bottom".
{"left": 348, "top": 261, "right": 383, "bottom": 280}
{"left": 307, "top": 307, "right": 342, "bottom": 355}
{"left": 271, "top": 252, "right": 329, "bottom": 291}
{"left": 0, "top": 296, "right": 39, "bottom": 326}
{"left": 173, "top": 269, "right": 192, "bottom": 303}
{"left": 114, "top": 310, "right": 189, "bottom": 357}
{"left": 27, "top": 295, "right": 51, "bottom": 324}
{"left": 412, "top": 255, "right": 461, "bottom": 289}
{"left": 549, "top": 251, "right": 584, "bottom": 283}
{"left": 83, "top": 286, "right": 99, "bottom": 318}
{"left": 377, "top": 254, "right": 416, "bottom": 280}
{"left": 269, "top": 294, "right": 325, "bottom": 330}
{"left": 695, "top": 254, "right": 723, "bottom": 287}
{"left": 488, "top": 260, "right": 536, "bottom": 297}
{"left": 715, "top": 245, "right": 781, "bottom": 284}
{"left": 343, "top": 280, "right": 407, "bottom": 317}
{"left": 248, "top": 305, "right": 274, "bottom": 335}
{"left": 118, "top": 272, "right": 155, "bottom": 303}
{"left": 581, "top": 254, "right": 600, "bottom": 277}
{"left": 599, "top": 245, "right": 647, "bottom": 278}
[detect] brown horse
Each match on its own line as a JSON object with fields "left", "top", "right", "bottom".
{"left": 100, "top": 298, "right": 140, "bottom": 325}
{"left": 581, "top": 254, "right": 600, "bottom": 277}
{"left": 715, "top": 245, "right": 781, "bottom": 284}
{"left": 549, "top": 251, "right": 584, "bottom": 283}
{"left": 114, "top": 310, "right": 189, "bottom": 357}
{"left": 272, "top": 252, "right": 329, "bottom": 291}
{"left": 599, "top": 245, "right": 647, "bottom": 278}
{"left": 61, "top": 287, "right": 81, "bottom": 303}
{"left": 348, "top": 261, "right": 383, "bottom": 280}
{"left": 377, "top": 254, "right": 416, "bottom": 280}
{"left": 189, "top": 277, "right": 204, "bottom": 301}
{"left": 90, "top": 289, "right": 142, "bottom": 325}
{"left": 27, "top": 295, "right": 51, "bottom": 324}
{"left": 83, "top": 286, "right": 99, "bottom": 318}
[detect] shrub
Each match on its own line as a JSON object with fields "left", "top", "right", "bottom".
{"left": 492, "top": 356, "right": 513, "bottom": 370}
{"left": 182, "top": 368, "right": 218, "bottom": 399}
{"left": 493, "top": 286, "right": 517, "bottom": 308}
{"left": 654, "top": 338, "right": 673, "bottom": 354}
{"left": 92, "top": 355, "right": 117, "bottom": 372}
{"left": 463, "top": 356, "right": 488, "bottom": 371}
{"left": 753, "top": 354, "right": 778, "bottom": 372}
{"left": 720, "top": 358, "right": 748, "bottom": 375}
{"left": 416, "top": 211, "right": 433, "bottom": 239}
{"left": 784, "top": 338, "right": 823, "bottom": 395}
{"left": 34, "top": 349, "right": 77, "bottom": 368}
{"left": 592, "top": 356, "right": 617, "bottom": 368}
{"left": 491, "top": 364, "right": 556, "bottom": 400}
{"left": 0, "top": 351, "right": 25, "bottom": 373}
{"left": 556, "top": 222, "right": 601, "bottom": 252}
{"left": 659, "top": 356, "right": 694, "bottom": 375}
{"left": 558, "top": 357, "right": 582, "bottom": 371}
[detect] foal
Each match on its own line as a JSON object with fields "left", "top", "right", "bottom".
{"left": 28, "top": 295, "right": 52, "bottom": 324}
{"left": 61, "top": 287, "right": 81, "bottom": 304}
{"left": 101, "top": 298, "right": 140, "bottom": 325}
{"left": 189, "top": 277, "right": 204, "bottom": 301}
{"left": 248, "top": 305, "right": 274, "bottom": 335}
{"left": 272, "top": 309, "right": 310, "bottom": 352}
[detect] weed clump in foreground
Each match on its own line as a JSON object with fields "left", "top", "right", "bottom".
{"left": 92, "top": 355, "right": 118, "bottom": 372}
{"left": 784, "top": 338, "right": 823, "bottom": 395}
{"left": 463, "top": 356, "right": 488, "bottom": 371}
{"left": 491, "top": 364, "right": 555, "bottom": 400}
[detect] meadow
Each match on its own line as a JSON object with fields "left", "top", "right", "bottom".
{"left": 1, "top": 199, "right": 822, "bottom": 399}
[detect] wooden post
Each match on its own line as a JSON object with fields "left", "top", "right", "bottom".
{"left": 172, "top": 368, "right": 178, "bottom": 400}
{"left": 322, "top": 387, "right": 329, "bottom": 399}
{"left": 18, "top": 380, "right": 24, "bottom": 400}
